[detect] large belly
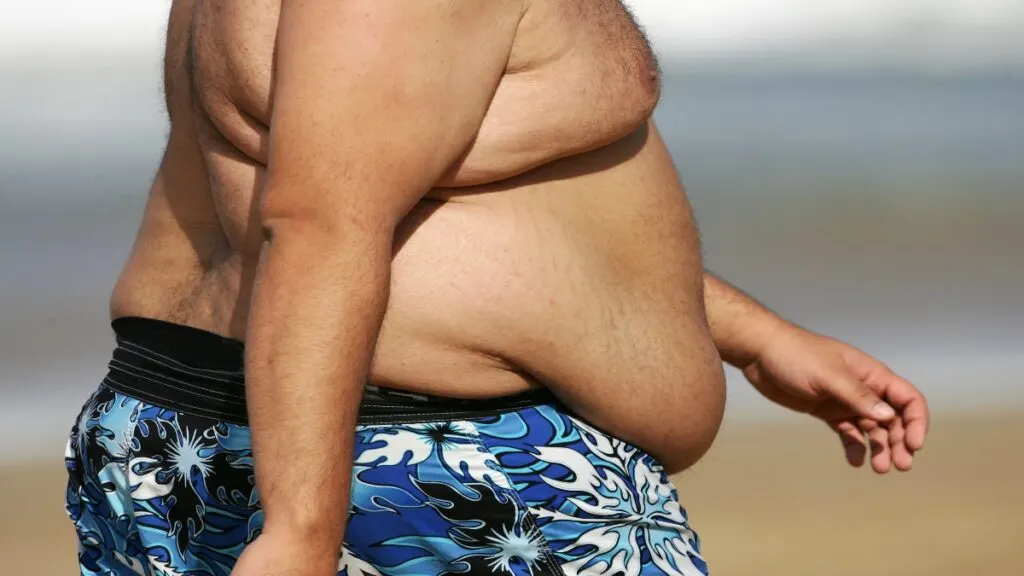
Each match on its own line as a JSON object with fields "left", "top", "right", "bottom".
{"left": 115, "top": 124, "right": 725, "bottom": 470}
{"left": 247, "top": 126, "right": 720, "bottom": 465}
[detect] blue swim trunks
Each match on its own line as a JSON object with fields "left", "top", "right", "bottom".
{"left": 65, "top": 317, "right": 708, "bottom": 575}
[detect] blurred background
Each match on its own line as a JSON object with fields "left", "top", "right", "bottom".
{"left": 1, "top": 1, "right": 1021, "bottom": 574}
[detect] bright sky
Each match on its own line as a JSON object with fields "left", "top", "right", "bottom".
{"left": 2, "top": 0, "right": 1022, "bottom": 64}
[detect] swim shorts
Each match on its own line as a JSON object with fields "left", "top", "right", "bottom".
{"left": 65, "top": 317, "right": 708, "bottom": 575}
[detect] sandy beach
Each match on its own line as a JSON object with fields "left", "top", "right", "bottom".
{"left": 680, "top": 411, "right": 1024, "bottom": 575}
{"left": 3, "top": 409, "right": 1020, "bottom": 576}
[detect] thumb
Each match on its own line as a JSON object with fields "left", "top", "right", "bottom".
{"left": 822, "top": 372, "right": 896, "bottom": 422}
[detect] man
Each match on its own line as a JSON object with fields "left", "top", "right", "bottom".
{"left": 64, "top": 1, "right": 928, "bottom": 575}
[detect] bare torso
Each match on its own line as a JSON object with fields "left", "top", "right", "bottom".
{"left": 110, "top": 0, "right": 726, "bottom": 470}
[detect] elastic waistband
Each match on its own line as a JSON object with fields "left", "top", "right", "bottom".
{"left": 103, "top": 317, "right": 557, "bottom": 425}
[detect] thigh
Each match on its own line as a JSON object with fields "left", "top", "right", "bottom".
{"left": 474, "top": 405, "right": 710, "bottom": 576}
{"left": 65, "top": 386, "right": 150, "bottom": 575}
{"left": 65, "top": 384, "right": 259, "bottom": 576}
{"left": 348, "top": 420, "right": 567, "bottom": 575}
{"left": 129, "top": 396, "right": 256, "bottom": 574}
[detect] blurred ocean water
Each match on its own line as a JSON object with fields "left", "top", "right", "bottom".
{"left": 1, "top": 61, "right": 1022, "bottom": 462}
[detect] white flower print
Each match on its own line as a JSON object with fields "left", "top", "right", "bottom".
{"left": 356, "top": 421, "right": 511, "bottom": 490}
{"left": 485, "top": 523, "right": 546, "bottom": 574}
{"left": 532, "top": 417, "right": 704, "bottom": 576}
{"left": 166, "top": 427, "right": 214, "bottom": 486}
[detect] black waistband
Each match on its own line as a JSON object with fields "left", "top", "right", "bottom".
{"left": 103, "top": 316, "right": 557, "bottom": 425}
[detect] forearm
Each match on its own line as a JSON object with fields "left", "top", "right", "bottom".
{"left": 244, "top": 219, "right": 391, "bottom": 548}
{"left": 703, "top": 272, "right": 790, "bottom": 368}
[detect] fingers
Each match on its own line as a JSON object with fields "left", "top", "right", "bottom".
{"left": 820, "top": 363, "right": 928, "bottom": 474}
{"left": 888, "top": 416, "right": 914, "bottom": 472}
{"left": 903, "top": 405, "right": 928, "bottom": 452}
{"left": 832, "top": 415, "right": 917, "bottom": 474}
{"left": 833, "top": 420, "right": 866, "bottom": 468}
{"left": 822, "top": 372, "right": 896, "bottom": 424}
{"left": 884, "top": 376, "right": 929, "bottom": 453}
{"left": 870, "top": 366, "right": 930, "bottom": 456}
{"left": 833, "top": 418, "right": 900, "bottom": 474}
{"left": 861, "top": 419, "right": 892, "bottom": 474}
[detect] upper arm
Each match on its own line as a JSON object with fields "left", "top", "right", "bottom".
{"left": 262, "top": 0, "right": 525, "bottom": 233}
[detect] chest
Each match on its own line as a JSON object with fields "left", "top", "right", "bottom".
{"left": 184, "top": 0, "right": 657, "bottom": 164}
{"left": 189, "top": 0, "right": 278, "bottom": 156}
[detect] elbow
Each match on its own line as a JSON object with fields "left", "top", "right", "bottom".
{"left": 259, "top": 192, "right": 340, "bottom": 241}
{"left": 259, "top": 184, "right": 323, "bottom": 242}
{"left": 257, "top": 209, "right": 394, "bottom": 273}
{"left": 259, "top": 186, "right": 394, "bottom": 248}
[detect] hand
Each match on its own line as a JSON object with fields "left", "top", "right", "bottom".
{"left": 231, "top": 531, "right": 339, "bottom": 576}
{"left": 741, "top": 325, "right": 929, "bottom": 474}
